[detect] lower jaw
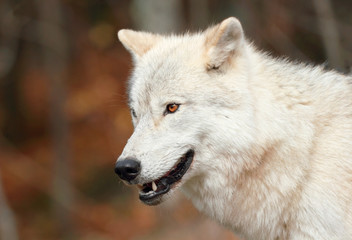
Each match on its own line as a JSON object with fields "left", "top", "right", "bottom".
{"left": 139, "top": 192, "right": 166, "bottom": 206}
{"left": 139, "top": 177, "right": 176, "bottom": 205}
{"left": 139, "top": 182, "right": 171, "bottom": 206}
{"left": 139, "top": 149, "right": 194, "bottom": 205}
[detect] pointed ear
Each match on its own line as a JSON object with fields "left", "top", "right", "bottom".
{"left": 205, "top": 17, "right": 244, "bottom": 70}
{"left": 117, "top": 29, "right": 161, "bottom": 60}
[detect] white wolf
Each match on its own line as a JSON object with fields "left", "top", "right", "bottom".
{"left": 115, "top": 17, "right": 352, "bottom": 239}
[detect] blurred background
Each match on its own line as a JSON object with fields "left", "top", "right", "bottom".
{"left": 0, "top": 0, "right": 351, "bottom": 239}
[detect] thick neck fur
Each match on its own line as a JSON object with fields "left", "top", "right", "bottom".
{"left": 182, "top": 44, "right": 352, "bottom": 240}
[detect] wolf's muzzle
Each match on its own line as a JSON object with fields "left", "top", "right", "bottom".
{"left": 115, "top": 158, "right": 141, "bottom": 182}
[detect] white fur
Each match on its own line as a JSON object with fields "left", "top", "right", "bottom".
{"left": 117, "top": 17, "right": 352, "bottom": 239}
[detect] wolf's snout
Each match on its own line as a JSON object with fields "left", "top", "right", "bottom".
{"left": 114, "top": 158, "right": 141, "bottom": 182}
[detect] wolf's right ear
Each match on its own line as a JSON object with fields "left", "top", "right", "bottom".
{"left": 118, "top": 29, "right": 161, "bottom": 61}
{"left": 205, "top": 17, "right": 244, "bottom": 70}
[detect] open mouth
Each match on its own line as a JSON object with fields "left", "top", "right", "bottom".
{"left": 139, "top": 149, "right": 194, "bottom": 205}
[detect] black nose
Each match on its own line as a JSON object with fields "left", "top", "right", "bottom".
{"left": 115, "top": 158, "right": 141, "bottom": 181}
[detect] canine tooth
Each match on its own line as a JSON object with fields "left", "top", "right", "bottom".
{"left": 152, "top": 181, "right": 157, "bottom": 191}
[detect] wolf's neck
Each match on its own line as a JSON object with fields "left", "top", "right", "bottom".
{"left": 182, "top": 47, "right": 318, "bottom": 238}
{"left": 183, "top": 139, "right": 310, "bottom": 239}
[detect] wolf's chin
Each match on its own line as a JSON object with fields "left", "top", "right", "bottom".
{"left": 139, "top": 149, "right": 194, "bottom": 206}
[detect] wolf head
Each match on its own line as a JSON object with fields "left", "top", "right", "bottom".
{"left": 115, "top": 17, "right": 257, "bottom": 205}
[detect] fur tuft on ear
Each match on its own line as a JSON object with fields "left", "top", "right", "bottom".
{"left": 205, "top": 17, "right": 244, "bottom": 70}
{"left": 117, "top": 29, "right": 161, "bottom": 60}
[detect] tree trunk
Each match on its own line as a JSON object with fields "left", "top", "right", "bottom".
{"left": 130, "top": 0, "right": 184, "bottom": 33}
{"left": 312, "top": 0, "right": 344, "bottom": 71}
{"left": 36, "top": 0, "right": 74, "bottom": 238}
{"left": 0, "top": 172, "right": 18, "bottom": 240}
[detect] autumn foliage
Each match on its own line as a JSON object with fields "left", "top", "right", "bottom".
{"left": 0, "top": 0, "right": 351, "bottom": 239}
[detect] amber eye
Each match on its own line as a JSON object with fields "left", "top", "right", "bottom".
{"left": 166, "top": 103, "right": 179, "bottom": 114}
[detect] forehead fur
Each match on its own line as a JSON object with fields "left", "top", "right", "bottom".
{"left": 128, "top": 33, "right": 207, "bottom": 108}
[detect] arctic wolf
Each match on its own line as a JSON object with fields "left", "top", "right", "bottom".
{"left": 115, "top": 17, "right": 352, "bottom": 239}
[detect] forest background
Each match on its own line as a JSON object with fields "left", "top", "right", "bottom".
{"left": 0, "top": 0, "right": 351, "bottom": 239}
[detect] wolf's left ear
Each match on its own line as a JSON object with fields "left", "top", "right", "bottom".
{"left": 205, "top": 17, "right": 244, "bottom": 70}
{"left": 118, "top": 29, "right": 161, "bottom": 61}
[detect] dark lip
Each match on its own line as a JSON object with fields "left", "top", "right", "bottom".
{"left": 139, "top": 149, "right": 194, "bottom": 205}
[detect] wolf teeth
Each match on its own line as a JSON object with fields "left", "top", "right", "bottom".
{"left": 152, "top": 181, "right": 157, "bottom": 191}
